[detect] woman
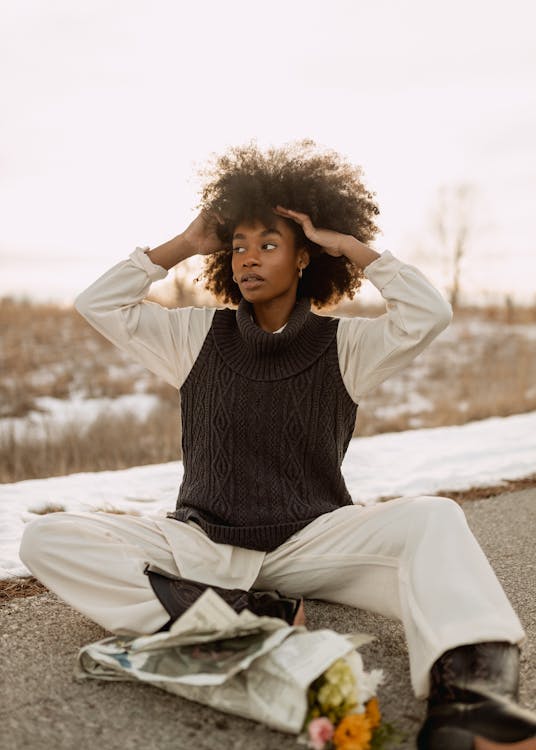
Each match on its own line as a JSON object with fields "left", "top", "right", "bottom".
{"left": 20, "top": 140, "right": 535, "bottom": 748}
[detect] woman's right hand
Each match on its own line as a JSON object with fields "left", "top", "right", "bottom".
{"left": 181, "top": 208, "right": 227, "bottom": 256}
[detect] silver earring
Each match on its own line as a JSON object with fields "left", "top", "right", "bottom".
{"left": 298, "top": 268, "right": 303, "bottom": 278}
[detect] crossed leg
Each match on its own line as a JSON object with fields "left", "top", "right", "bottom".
{"left": 253, "top": 495, "right": 526, "bottom": 699}
{"left": 18, "top": 509, "right": 267, "bottom": 634}
{"left": 19, "top": 511, "right": 180, "bottom": 635}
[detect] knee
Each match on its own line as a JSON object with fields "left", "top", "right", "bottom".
{"left": 19, "top": 512, "right": 70, "bottom": 568}
{"left": 427, "top": 495, "right": 464, "bottom": 516}
{"left": 403, "top": 495, "right": 466, "bottom": 530}
{"left": 392, "top": 496, "right": 468, "bottom": 560}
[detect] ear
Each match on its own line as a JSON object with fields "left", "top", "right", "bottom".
{"left": 297, "top": 247, "right": 310, "bottom": 270}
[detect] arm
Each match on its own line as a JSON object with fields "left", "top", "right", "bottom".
{"left": 74, "top": 212, "right": 229, "bottom": 387}
{"left": 73, "top": 242, "right": 215, "bottom": 389}
{"left": 270, "top": 208, "right": 452, "bottom": 402}
{"left": 337, "top": 250, "right": 453, "bottom": 402}
{"left": 144, "top": 231, "right": 196, "bottom": 270}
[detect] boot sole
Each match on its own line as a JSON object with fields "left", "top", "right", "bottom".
{"left": 474, "top": 735, "right": 536, "bottom": 750}
{"left": 424, "top": 728, "right": 536, "bottom": 750}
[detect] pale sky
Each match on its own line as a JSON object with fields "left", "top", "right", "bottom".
{"left": 1, "top": 0, "right": 535, "bottom": 303}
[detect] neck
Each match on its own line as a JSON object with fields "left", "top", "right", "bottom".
{"left": 251, "top": 292, "right": 298, "bottom": 333}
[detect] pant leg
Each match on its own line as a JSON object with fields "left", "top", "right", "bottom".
{"left": 253, "top": 495, "right": 526, "bottom": 699}
{"left": 19, "top": 510, "right": 267, "bottom": 636}
{"left": 19, "top": 511, "right": 180, "bottom": 635}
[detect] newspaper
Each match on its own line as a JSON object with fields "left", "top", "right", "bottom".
{"left": 75, "top": 588, "right": 375, "bottom": 734}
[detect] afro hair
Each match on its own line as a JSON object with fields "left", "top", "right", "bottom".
{"left": 192, "top": 138, "right": 382, "bottom": 309}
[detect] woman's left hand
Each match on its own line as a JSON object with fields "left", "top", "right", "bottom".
{"left": 273, "top": 205, "right": 347, "bottom": 257}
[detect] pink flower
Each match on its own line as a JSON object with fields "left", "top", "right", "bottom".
{"left": 308, "top": 717, "right": 335, "bottom": 750}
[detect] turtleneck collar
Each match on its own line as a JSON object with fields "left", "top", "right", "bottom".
{"left": 211, "top": 296, "right": 338, "bottom": 381}
{"left": 237, "top": 296, "right": 311, "bottom": 353}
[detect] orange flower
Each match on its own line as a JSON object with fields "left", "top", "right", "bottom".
{"left": 365, "top": 697, "right": 381, "bottom": 730}
{"left": 332, "top": 713, "right": 372, "bottom": 750}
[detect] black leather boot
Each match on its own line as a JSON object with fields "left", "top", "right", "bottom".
{"left": 417, "top": 641, "right": 536, "bottom": 749}
{"left": 143, "top": 563, "right": 304, "bottom": 632}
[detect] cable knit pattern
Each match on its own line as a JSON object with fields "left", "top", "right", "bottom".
{"left": 167, "top": 296, "right": 358, "bottom": 551}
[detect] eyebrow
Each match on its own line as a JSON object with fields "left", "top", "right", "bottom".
{"left": 232, "top": 228, "right": 283, "bottom": 240}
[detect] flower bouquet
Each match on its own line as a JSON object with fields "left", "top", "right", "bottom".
{"left": 300, "top": 651, "right": 402, "bottom": 750}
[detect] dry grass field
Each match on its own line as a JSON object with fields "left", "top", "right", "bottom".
{"left": 1, "top": 295, "right": 536, "bottom": 483}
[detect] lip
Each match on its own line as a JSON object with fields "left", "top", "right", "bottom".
{"left": 240, "top": 272, "right": 265, "bottom": 288}
{"left": 241, "top": 278, "right": 265, "bottom": 290}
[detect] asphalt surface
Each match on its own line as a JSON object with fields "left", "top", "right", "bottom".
{"left": 2, "top": 488, "right": 535, "bottom": 750}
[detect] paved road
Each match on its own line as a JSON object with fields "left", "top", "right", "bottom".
{"left": 2, "top": 488, "right": 535, "bottom": 750}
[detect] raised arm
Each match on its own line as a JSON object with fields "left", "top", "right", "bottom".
{"left": 270, "top": 207, "right": 451, "bottom": 403}
{"left": 74, "top": 221, "right": 223, "bottom": 388}
{"left": 337, "top": 249, "right": 453, "bottom": 402}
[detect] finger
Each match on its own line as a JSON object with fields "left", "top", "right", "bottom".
{"left": 276, "top": 206, "right": 306, "bottom": 224}
{"left": 280, "top": 206, "right": 308, "bottom": 219}
{"left": 274, "top": 205, "right": 304, "bottom": 217}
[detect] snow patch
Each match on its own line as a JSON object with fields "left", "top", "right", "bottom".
{"left": 2, "top": 411, "right": 536, "bottom": 580}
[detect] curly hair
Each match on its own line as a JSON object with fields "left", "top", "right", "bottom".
{"left": 193, "top": 138, "right": 382, "bottom": 309}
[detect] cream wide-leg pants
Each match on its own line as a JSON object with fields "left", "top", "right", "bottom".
{"left": 19, "top": 495, "right": 526, "bottom": 699}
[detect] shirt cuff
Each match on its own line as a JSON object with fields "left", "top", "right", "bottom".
{"left": 128, "top": 246, "right": 168, "bottom": 281}
{"left": 363, "top": 250, "right": 405, "bottom": 291}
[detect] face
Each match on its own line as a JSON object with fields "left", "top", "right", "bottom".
{"left": 231, "top": 215, "right": 309, "bottom": 304}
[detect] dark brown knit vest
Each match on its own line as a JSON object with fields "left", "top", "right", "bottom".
{"left": 166, "top": 296, "right": 358, "bottom": 551}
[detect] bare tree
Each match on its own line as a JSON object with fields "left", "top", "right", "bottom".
{"left": 431, "top": 182, "right": 477, "bottom": 309}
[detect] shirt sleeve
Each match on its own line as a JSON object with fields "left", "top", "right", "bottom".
{"left": 336, "top": 250, "right": 453, "bottom": 402}
{"left": 73, "top": 246, "right": 216, "bottom": 389}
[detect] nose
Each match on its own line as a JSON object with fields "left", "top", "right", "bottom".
{"left": 241, "top": 248, "right": 261, "bottom": 266}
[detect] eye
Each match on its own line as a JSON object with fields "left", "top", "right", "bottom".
{"left": 232, "top": 243, "right": 277, "bottom": 253}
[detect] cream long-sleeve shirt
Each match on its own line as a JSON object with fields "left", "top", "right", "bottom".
{"left": 74, "top": 247, "right": 453, "bottom": 403}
